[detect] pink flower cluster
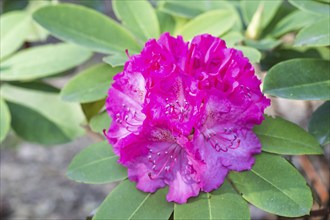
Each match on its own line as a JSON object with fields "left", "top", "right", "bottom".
{"left": 105, "top": 33, "right": 270, "bottom": 203}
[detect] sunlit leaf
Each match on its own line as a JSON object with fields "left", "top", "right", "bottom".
{"left": 0, "top": 99, "right": 11, "bottom": 142}
{"left": 289, "top": 0, "right": 330, "bottom": 15}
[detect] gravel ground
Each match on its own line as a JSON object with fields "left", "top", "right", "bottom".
{"left": 0, "top": 135, "right": 116, "bottom": 220}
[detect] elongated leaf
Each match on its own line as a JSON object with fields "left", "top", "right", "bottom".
{"left": 113, "top": 0, "right": 160, "bottom": 42}
{"left": 90, "top": 112, "right": 111, "bottom": 134}
{"left": 263, "top": 59, "right": 330, "bottom": 100}
{"left": 0, "top": 43, "right": 92, "bottom": 81}
{"left": 7, "top": 102, "right": 71, "bottom": 145}
{"left": 221, "top": 32, "right": 244, "bottom": 47}
{"left": 174, "top": 180, "right": 249, "bottom": 220}
{"left": 241, "top": 0, "right": 282, "bottom": 29}
{"left": 1, "top": 84, "right": 85, "bottom": 145}
{"left": 33, "top": 4, "right": 141, "bottom": 54}
{"left": 156, "top": 10, "right": 175, "bottom": 34}
{"left": 254, "top": 116, "right": 322, "bottom": 154}
{"left": 289, "top": 0, "right": 330, "bottom": 15}
{"left": 308, "top": 101, "right": 330, "bottom": 145}
{"left": 0, "top": 99, "right": 11, "bottom": 142}
{"left": 0, "top": 11, "right": 30, "bottom": 59}
{"left": 61, "top": 64, "right": 121, "bottom": 103}
{"left": 230, "top": 153, "right": 313, "bottom": 217}
{"left": 235, "top": 46, "right": 262, "bottom": 63}
{"left": 271, "top": 10, "right": 320, "bottom": 37}
{"left": 178, "top": 10, "right": 236, "bottom": 40}
{"left": 93, "top": 180, "right": 173, "bottom": 220}
{"left": 103, "top": 53, "right": 128, "bottom": 67}
{"left": 295, "top": 18, "right": 330, "bottom": 47}
{"left": 67, "top": 141, "right": 126, "bottom": 184}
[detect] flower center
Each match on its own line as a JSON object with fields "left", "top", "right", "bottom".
{"left": 203, "top": 128, "right": 241, "bottom": 152}
{"left": 115, "top": 104, "right": 144, "bottom": 132}
{"left": 164, "top": 98, "right": 191, "bottom": 121}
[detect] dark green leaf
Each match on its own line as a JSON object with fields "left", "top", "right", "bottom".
{"left": 67, "top": 141, "right": 127, "bottom": 184}
{"left": 90, "top": 111, "right": 111, "bottom": 134}
{"left": 174, "top": 180, "right": 249, "bottom": 220}
{"left": 0, "top": 99, "right": 11, "bottom": 142}
{"left": 295, "top": 18, "right": 330, "bottom": 47}
{"left": 178, "top": 10, "right": 236, "bottom": 40}
{"left": 263, "top": 59, "right": 330, "bottom": 100}
{"left": 308, "top": 101, "right": 330, "bottom": 145}
{"left": 289, "top": 0, "right": 330, "bottom": 15}
{"left": 93, "top": 180, "right": 173, "bottom": 220}
{"left": 9, "top": 81, "right": 60, "bottom": 93}
{"left": 244, "top": 38, "right": 281, "bottom": 51}
{"left": 254, "top": 116, "right": 322, "bottom": 154}
{"left": 230, "top": 153, "right": 313, "bottom": 217}
{"left": 2, "top": 0, "right": 28, "bottom": 13}
{"left": 113, "top": 0, "right": 160, "bottom": 42}
{"left": 33, "top": 4, "right": 141, "bottom": 54}
{"left": 61, "top": 64, "right": 120, "bottom": 103}
{"left": 0, "top": 11, "right": 30, "bottom": 59}
{"left": 1, "top": 84, "right": 85, "bottom": 145}
{"left": 156, "top": 10, "right": 176, "bottom": 34}
{"left": 0, "top": 43, "right": 92, "bottom": 81}
{"left": 81, "top": 99, "right": 105, "bottom": 121}
{"left": 7, "top": 102, "right": 71, "bottom": 145}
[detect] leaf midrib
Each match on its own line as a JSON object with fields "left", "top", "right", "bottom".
{"left": 250, "top": 169, "right": 304, "bottom": 210}
{"left": 254, "top": 132, "right": 313, "bottom": 148}
{"left": 266, "top": 80, "right": 330, "bottom": 92}
{"left": 128, "top": 193, "right": 151, "bottom": 219}
{"left": 70, "top": 155, "right": 116, "bottom": 172}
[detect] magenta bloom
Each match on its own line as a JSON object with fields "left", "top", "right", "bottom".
{"left": 105, "top": 33, "right": 270, "bottom": 203}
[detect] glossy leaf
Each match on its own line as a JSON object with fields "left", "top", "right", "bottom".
{"left": 241, "top": 0, "right": 282, "bottom": 29}
{"left": 1, "top": 84, "right": 85, "bottom": 145}
{"left": 33, "top": 4, "right": 141, "bottom": 54}
{"left": 113, "top": 0, "right": 160, "bottom": 42}
{"left": 289, "top": 0, "right": 330, "bottom": 15}
{"left": 235, "top": 46, "right": 262, "bottom": 64}
{"left": 178, "top": 10, "right": 236, "bottom": 40}
{"left": 0, "top": 11, "right": 30, "bottom": 59}
{"left": 263, "top": 59, "right": 330, "bottom": 100}
{"left": 254, "top": 116, "right": 322, "bottom": 154}
{"left": 93, "top": 180, "right": 173, "bottom": 220}
{"left": 90, "top": 111, "right": 111, "bottom": 134}
{"left": 103, "top": 53, "right": 128, "bottom": 67}
{"left": 0, "top": 43, "right": 92, "bottom": 81}
{"left": 230, "top": 153, "right": 313, "bottom": 217}
{"left": 67, "top": 141, "right": 126, "bottom": 184}
{"left": 174, "top": 180, "right": 249, "bottom": 220}
{"left": 295, "top": 18, "right": 330, "bottom": 47}
{"left": 0, "top": 99, "right": 11, "bottom": 142}
{"left": 271, "top": 10, "right": 320, "bottom": 37}
{"left": 308, "top": 101, "right": 330, "bottom": 145}
{"left": 61, "top": 64, "right": 121, "bottom": 103}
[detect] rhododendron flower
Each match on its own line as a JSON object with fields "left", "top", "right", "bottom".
{"left": 105, "top": 33, "right": 270, "bottom": 204}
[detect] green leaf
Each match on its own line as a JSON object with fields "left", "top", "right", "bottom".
{"left": 113, "top": 0, "right": 160, "bottom": 42}
{"left": 263, "top": 59, "right": 330, "bottom": 100}
{"left": 81, "top": 99, "right": 105, "bottom": 122}
{"left": 289, "top": 0, "right": 330, "bottom": 15}
{"left": 308, "top": 101, "right": 330, "bottom": 145}
{"left": 61, "top": 64, "right": 121, "bottom": 103}
{"left": 229, "top": 153, "right": 313, "bottom": 217}
{"left": 241, "top": 0, "right": 282, "bottom": 29}
{"left": 0, "top": 99, "right": 11, "bottom": 142}
{"left": 90, "top": 111, "right": 111, "bottom": 134}
{"left": 235, "top": 46, "right": 262, "bottom": 64}
{"left": 103, "top": 53, "right": 128, "bottom": 67}
{"left": 254, "top": 116, "right": 322, "bottom": 155}
{"left": 93, "top": 180, "right": 173, "bottom": 220}
{"left": 0, "top": 43, "right": 92, "bottom": 81}
{"left": 67, "top": 141, "right": 127, "bottom": 184}
{"left": 174, "top": 180, "right": 249, "bottom": 220}
{"left": 33, "top": 4, "right": 141, "bottom": 54}
{"left": 244, "top": 38, "right": 281, "bottom": 51}
{"left": 221, "top": 32, "right": 244, "bottom": 47}
{"left": 295, "top": 18, "right": 330, "bottom": 47}
{"left": 271, "top": 10, "right": 320, "bottom": 37}
{"left": 156, "top": 10, "right": 176, "bottom": 35}
{"left": 0, "top": 11, "right": 30, "bottom": 60}
{"left": 1, "top": 84, "right": 85, "bottom": 145}
{"left": 178, "top": 10, "right": 236, "bottom": 41}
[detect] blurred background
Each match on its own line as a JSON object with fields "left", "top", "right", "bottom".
{"left": 0, "top": 0, "right": 329, "bottom": 219}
